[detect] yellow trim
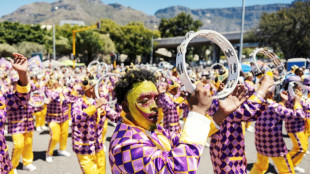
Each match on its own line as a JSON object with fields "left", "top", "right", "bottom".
{"left": 75, "top": 142, "right": 91, "bottom": 146}
{"left": 169, "top": 123, "right": 179, "bottom": 126}
{"left": 47, "top": 111, "right": 68, "bottom": 116}
{"left": 16, "top": 83, "right": 30, "bottom": 93}
{"left": 229, "top": 156, "right": 243, "bottom": 161}
{"left": 11, "top": 118, "right": 34, "bottom": 123}
{"left": 294, "top": 103, "right": 303, "bottom": 110}
{"left": 83, "top": 105, "right": 97, "bottom": 116}
{"left": 0, "top": 101, "right": 5, "bottom": 110}
{"left": 248, "top": 95, "right": 262, "bottom": 104}
{"left": 279, "top": 102, "right": 285, "bottom": 106}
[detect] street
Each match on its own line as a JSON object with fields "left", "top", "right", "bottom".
{"left": 6, "top": 122, "right": 310, "bottom": 174}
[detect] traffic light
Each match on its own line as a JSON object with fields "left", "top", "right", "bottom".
{"left": 96, "top": 21, "right": 100, "bottom": 29}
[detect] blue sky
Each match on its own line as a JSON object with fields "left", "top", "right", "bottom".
{"left": 0, "top": 0, "right": 294, "bottom": 17}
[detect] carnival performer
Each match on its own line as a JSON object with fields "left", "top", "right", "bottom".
{"left": 0, "top": 53, "right": 31, "bottom": 173}
{"left": 250, "top": 86, "right": 305, "bottom": 174}
{"left": 242, "top": 72, "right": 255, "bottom": 133}
{"left": 157, "top": 80, "right": 188, "bottom": 133}
{"left": 303, "top": 75, "right": 310, "bottom": 155}
{"left": 284, "top": 77, "right": 308, "bottom": 173}
{"left": 109, "top": 69, "right": 249, "bottom": 173}
{"left": 71, "top": 75, "right": 120, "bottom": 174}
{"left": 30, "top": 76, "right": 48, "bottom": 132}
{"left": 45, "top": 78, "right": 74, "bottom": 162}
{"left": 208, "top": 73, "right": 274, "bottom": 174}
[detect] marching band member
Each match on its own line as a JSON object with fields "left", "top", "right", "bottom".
{"left": 284, "top": 78, "right": 308, "bottom": 173}
{"left": 250, "top": 87, "right": 305, "bottom": 174}
{"left": 109, "top": 69, "right": 249, "bottom": 173}
{"left": 71, "top": 75, "right": 120, "bottom": 174}
{"left": 0, "top": 53, "right": 31, "bottom": 173}
{"left": 45, "top": 78, "right": 74, "bottom": 163}
{"left": 157, "top": 80, "right": 188, "bottom": 133}
{"left": 208, "top": 74, "right": 274, "bottom": 174}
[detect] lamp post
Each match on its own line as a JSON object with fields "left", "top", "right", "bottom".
{"left": 150, "top": 25, "right": 157, "bottom": 64}
{"left": 53, "top": 6, "right": 58, "bottom": 60}
{"left": 239, "top": 0, "right": 245, "bottom": 62}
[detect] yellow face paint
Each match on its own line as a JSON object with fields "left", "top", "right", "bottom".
{"left": 126, "top": 81, "right": 159, "bottom": 131}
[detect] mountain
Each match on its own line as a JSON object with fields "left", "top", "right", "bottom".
{"left": 0, "top": 0, "right": 290, "bottom": 33}
{"left": 155, "top": 4, "right": 290, "bottom": 32}
{"left": 0, "top": 0, "right": 158, "bottom": 28}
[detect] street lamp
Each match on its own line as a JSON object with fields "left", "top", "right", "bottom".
{"left": 150, "top": 25, "right": 157, "bottom": 64}
{"left": 239, "top": 0, "right": 245, "bottom": 62}
{"left": 53, "top": 6, "right": 58, "bottom": 60}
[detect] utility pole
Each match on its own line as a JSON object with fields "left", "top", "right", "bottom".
{"left": 53, "top": 6, "right": 58, "bottom": 60}
{"left": 239, "top": 0, "right": 246, "bottom": 62}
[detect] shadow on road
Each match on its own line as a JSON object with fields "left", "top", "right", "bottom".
{"left": 247, "top": 163, "right": 277, "bottom": 173}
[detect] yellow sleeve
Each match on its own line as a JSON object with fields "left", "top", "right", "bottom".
{"left": 16, "top": 83, "right": 30, "bottom": 93}
{"left": 248, "top": 94, "right": 263, "bottom": 104}
{"left": 83, "top": 105, "right": 97, "bottom": 116}
{"left": 206, "top": 115, "right": 219, "bottom": 137}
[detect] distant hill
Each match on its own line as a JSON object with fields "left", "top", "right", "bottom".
{"left": 155, "top": 4, "right": 290, "bottom": 32}
{"left": 0, "top": 0, "right": 290, "bottom": 33}
{"left": 0, "top": 0, "right": 158, "bottom": 28}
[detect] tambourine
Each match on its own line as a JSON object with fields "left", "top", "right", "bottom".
{"left": 249, "top": 48, "right": 286, "bottom": 85}
{"left": 176, "top": 30, "right": 240, "bottom": 99}
{"left": 29, "top": 91, "right": 47, "bottom": 107}
{"left": 88, "top": 60, "right": 101, "bottom": 75}
{"left": 95, "top": 73, "right": 120, "bottom": 104}
{"left": 288, "top": 81, "right": 308, "bottom": 100}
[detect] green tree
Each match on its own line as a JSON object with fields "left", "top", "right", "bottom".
{"left": 15, "top": 41, "right": 45, "bottom": 58}
{"left": 250, "top": 1, "right": 310, "bottom": 59}
{"left": 158, "top": 12, "right": 203, "bottom": 62}
{"left": 100, "top": 20, "right": 159, "bottom": 64}
{"left": 159, "top": 12, "right": 203, "bottom": 37}
{"left": 0, "top": 43, "right": 17, "bottom": 57}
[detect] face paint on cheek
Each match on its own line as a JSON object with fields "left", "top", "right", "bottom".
{"left": 126, "top": 81, "right": 158, "bottom": 130}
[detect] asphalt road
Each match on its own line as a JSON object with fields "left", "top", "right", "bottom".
{"left": 5, "top": 122, "right": 310, "bottom": 174}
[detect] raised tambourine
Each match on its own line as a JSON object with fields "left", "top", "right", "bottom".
{"left": 288, "top": 81, "right": 308, "bottom": 100}
{"left": 95, "top": 73, "right": 120, "bottom": 105}
{"left": 176, "top": 30, "right": 240, "bottom": 99}
{"left": 29, "top": 91, "right": 47, "bottom": 107}
{"left": 88, "top": 60, "right": 101, "bottom": 75}
{"left": 249, "top": 48, "right": 286, "bottom": 85}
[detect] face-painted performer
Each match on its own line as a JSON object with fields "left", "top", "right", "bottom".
{"left": 250, "top": 86, "right": 305, "bottom": 174}
{"left": 71, "top": 75, "right": 121, "bottom": 174}
{"left": 109, "top": 69, "right": 249, "bottom": 174}
{"left": 208, "top": 74, "right": 274, "bottom": 174}
{"left": 0, "top": 54, "right": 31, "bottom": 173}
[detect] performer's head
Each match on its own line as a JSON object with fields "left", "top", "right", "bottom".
{"left": 114, "top": 70, "right": 158, "bottom": 131}
{"left": 81, "top": 75, "right": 97, "bottom": 98}
{"left": 295, "top": 67, "right": 304, "bottom": 77}
{"left": 168, "top": 81, "right": 180, "bottom": 95}
{"left": 215, "top": 68, "right": 228, "bottom": 91}
{"left": 244, "top": 72, "right": 253, "bottom": 82}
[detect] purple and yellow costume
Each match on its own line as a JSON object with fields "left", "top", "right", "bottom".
{"left": 250, "top": 99, "right": 305, "bottom": 174}
{"left": 0, "top": 83, "right": 30, "bottom": 173}
{"left": 71, "top": 95, "right": 120, "bottom": 174}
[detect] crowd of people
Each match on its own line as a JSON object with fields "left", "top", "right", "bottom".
{"left": 0, "top": 53, "right": 310, "bottom": 174}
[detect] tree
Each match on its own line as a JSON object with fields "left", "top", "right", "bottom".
{"left": 15, "top": 41, "right": 45, "bottom": 58}
{"left": 0, "top": 43, "right": 17, "bottom": 57}
{"left": 158, "top": 12, "right": 203, "bottom": 62}
{"left": 100, "top": 20, "right": 159, "bottom": 64}
{"left": 159, "top": 12, "right": 202, "bottom": 37}
{"left": 250, "top": 1, "right": 310, "bottom": 59}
